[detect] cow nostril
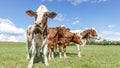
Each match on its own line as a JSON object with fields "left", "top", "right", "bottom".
{"left": 35, "top": 22, "right": 37, "bottom": 24}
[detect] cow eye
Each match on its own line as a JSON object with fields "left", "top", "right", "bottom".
{"left": 43, "top": 14, "right": 48, "bottom": 17}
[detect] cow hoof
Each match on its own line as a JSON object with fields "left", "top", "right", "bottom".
{"left": 28, "top": 64, "right": 33, "bottom": 68}
{"left": 64, "top": 56, "right": 67, "bottom": 58}
{"left": 45, "top": 63, "right": 49, "bottom": 66}
{"left": 78, "top": 55, "right": 81, "bottom": 58}
{"left": 60, "top": 55, "right": 62, "bottom": 58}
{"left": 48, "top": 58, "right": 51, "bottom": 60}
{"left": 27, "top": 56, "right": 30, "bottom": 59}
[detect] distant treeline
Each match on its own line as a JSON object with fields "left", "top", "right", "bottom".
{"left": 86, "top": 39, "right": 120, "bottom": 45}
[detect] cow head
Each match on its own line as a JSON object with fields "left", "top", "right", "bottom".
{"left": 80, "top": 27, "right": 100, "bottom": 40}
{"left": 26, "top": 5, "right": 57, "bottom": 29}
{"left": 89, "top": 27, "right": 101, "bottom": 40}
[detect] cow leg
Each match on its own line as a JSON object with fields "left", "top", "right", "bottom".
{"left": 43, "top": 44, "right": 49, "bottom": 66}
{"left": 48, "top": 45, "right": 51, "bottom": 60}
{"left": 36, "top": 45, "right": 40, "bottom": 57}
{"left": 28, "top": 39, "right": 36, "bottom": 68}
{"left": 76, "top": 44, "right": 81, "bottom": 57}
{"left": 54, "top": 45, "right": 58, "bottom": 55}
{"left": 51, "top": 48, "right": 54, "bottom": 58}
{"left": 63, "top": 45, "right": 67, "bottom": 58}
{"left": 26, "top": 40, "right": 31, "bottom": 59}
{"left": 59, "top": 44, "right": 63, "bottom": 58}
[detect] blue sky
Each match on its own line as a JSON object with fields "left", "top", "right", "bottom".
{"left": 0, "top": 0, "right": 120, "bottom": 42}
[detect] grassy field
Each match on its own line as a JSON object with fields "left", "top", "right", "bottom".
{"left": 0, "top": 42, "right": 120, "bottom": 68}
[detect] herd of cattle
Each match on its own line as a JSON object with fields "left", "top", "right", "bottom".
{"left": 25, "top": 5, "right": 101, "bottom": 68}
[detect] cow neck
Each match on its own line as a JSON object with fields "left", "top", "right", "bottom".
{"left": 80, "top": 30, "right": 89, "bottom": 39}
{"left": 33, "top": 24, "right": 48, "bottom": 39}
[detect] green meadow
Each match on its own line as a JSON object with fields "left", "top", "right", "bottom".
{"left": 0, "top": 42, "right": 120, "bottom": 68}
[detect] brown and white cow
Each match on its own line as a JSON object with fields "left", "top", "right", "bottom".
{"left": 71, "top": 27, "right": 101, "bottom": 57}
{"left": 47, "top": 25, "right": 83, "bottom": 59}
{"left": 55, "top": 25, "right": 83, "bottom": 58}
{"left": 48, "top": 28, "right": 59, "bottom": 60}
{"left": 26, "top": 5, "right": 57, "bottom": 68}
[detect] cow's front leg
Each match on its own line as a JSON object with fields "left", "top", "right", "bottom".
{"left": 63, "top": 45, "right": 67, "bottom": 58}
{"left": 48, "top": 45, "right": 51, "bottom": 60}
{"left": 76, "top": 44, "right": 81, "bottom": 57}
{"left": 43, "top": 43, "right": 49, "bottom": 66}
{"left": 28, "top": 39, "right": 36, "bottom": 68}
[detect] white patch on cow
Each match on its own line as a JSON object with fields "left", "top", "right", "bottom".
{"left": 51, "top": 52, "right": 54, "bottom": 58}
{"left": 59, "top": 52, "right": 62, "bottom": 58}
{"left": 81, "top": 39, "right": 87, "bottom": 46}
{"left": 60, "top": 25, "right": 65, "bottom": 27}
{"left": 76, "top": 44, "right": 81, "bottom": 57}
{"left": 64, "top": 52, "right": 67, "bottom": 58}
{"left": 36, "top": 5, "right": 48, "bottom": 24}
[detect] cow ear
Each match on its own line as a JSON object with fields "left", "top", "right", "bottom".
{"left": 26, "top": 10, "right": 36, "bottom": 17}
{"left": 48, "top": 12, "right": 57, "bottom": 19}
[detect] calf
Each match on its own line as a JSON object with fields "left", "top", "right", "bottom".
{"left": 26, "top": 5, "right": 57, "bottom": 68}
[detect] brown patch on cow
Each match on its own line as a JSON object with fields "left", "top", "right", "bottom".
{"left": 72, "top": 33, "right": 83, "bottom": 45}
{"left": 26, "top": 10, "right": 36, "bottom": 17}
{"left": 80, "top": 29, "right": 98, "bottom": 39}
{"left": 48, "top": 12, "right": 57, "bottom": 19}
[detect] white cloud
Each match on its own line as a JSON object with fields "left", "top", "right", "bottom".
{"left": 0, "top": 18, "right": 25, "bottom": 35}
{"left": 101, "top": 30, "right": 120, "bottom": 41}
{"left": 0, "top": 34, "right": 18, "bottom": 42}
{"left": 105, "top": 37, "right": 120, "bottom": 41}
{"left": 66, "top": 0, "right": 108, "bottom": 5}
{"left": 68, "top": 0, "right": 88, "bottom": 5}
{"left": 102, "top": 31, "right": 113, "bottom": 35}
{"left": 41, "top": 0, "right": 54, "bottom": 2}
{"left": 108, "top": 25, "right": 115, "bottom": 28}
{"left": 40, "top": 0, "right": 108, "bottom": 5}
{"left": 54, "top": 13, "right": 64, "bottom": 21}
{"left": 102, "top": 31, "right": 120, "bottom": 36}
{"left": 0, "top": 18, "right": 26, "bottom": 42}
{"left": 72, "top": 17, "right": 80, "bottom": 25}
{"left": 91, "top": 0, "right": 107, "bottom": 3}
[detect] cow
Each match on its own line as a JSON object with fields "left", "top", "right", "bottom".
{"left": 57, "top": 25, "right": 83, "bottom": 58}
{"left": 70, "top": 27, "right": 101, "bottom": 57}
{"left": 48, "top": 28, "right": 59, "bottom": 60}
{"left": 47, "top": 25, "right": 83, "bottom": 58}
{"left": 26, "top": 5, "right": 57, "bottom": 68}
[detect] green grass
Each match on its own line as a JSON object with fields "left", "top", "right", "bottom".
{"left": 0, "top": 42, "right": 120, "bottom": 68}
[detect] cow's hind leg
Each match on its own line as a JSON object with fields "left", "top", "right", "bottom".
{"left": 59, "top": 44, "right": 63, "bottom": 58}
{"left": 51, "top": 48, "right": 54, "bottom": 58}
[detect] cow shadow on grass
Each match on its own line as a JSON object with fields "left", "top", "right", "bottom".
{"left": 54, "top": 52, "right": 78, "bottom": 57}
{"left": 66, "top": 53, "right": 78, "bottom": 57}
{"left": 33, "top": 52, "right": 80, "bottom": 64}
{"left": 33, "top": 52, "right": 44, "bottom": 64}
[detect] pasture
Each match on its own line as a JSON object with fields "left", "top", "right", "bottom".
{"left": 0, "top": 42, "right": 120, "bottom": 68}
